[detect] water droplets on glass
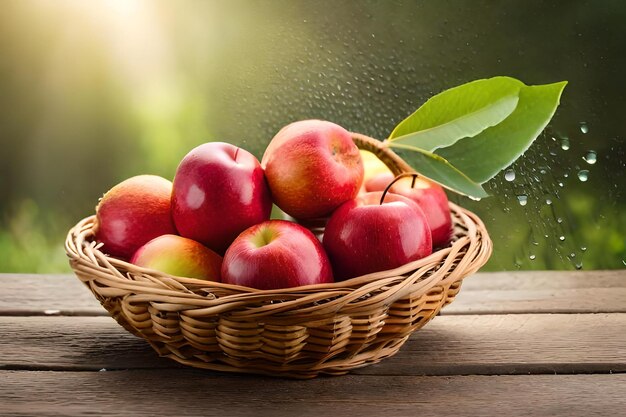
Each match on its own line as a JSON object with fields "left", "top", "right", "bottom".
{"left": 583, "top": 150, "right": 597, "bottom": 165}
{"left": 577, "top": 169, "right": 590, "bottom": 182}
{"left": 580, "top": 122, "right": 589, "bottom": 134}
{"left": 504, "top": 169, "right": 516, "bottom": 182}
{"left": 560, "top": 137, "right": 570, "bottom": 150}
{"left": 517, "top": 194, "right": 528, "bottom": 206}
{"left": 559, "top": 235, "right": 565, "bottom": 241}
{"left": 529, "top": 254, "right": 536, "bottom": 260}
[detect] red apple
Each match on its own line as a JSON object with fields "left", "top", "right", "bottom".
{"left": 221, "top": 220, "right": 333, "bottom": 290}
{"left": 261, "top": 120, "right": 364, "bottom": 219}
{"left": 95, "top": 175, "right": 177, "bottom": 259}
{"left": 322, "top": 192, "right": 432, "bottom": 281}
{"left": 172, "top": 142, "right": 272, "bottom": 254}
{"left": 131, "top": 234, "right": 222, "bottom": 281}
{"left": 365, "top": 172, "right": 452, "bottom": 248}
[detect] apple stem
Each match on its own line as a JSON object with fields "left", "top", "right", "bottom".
{"left": 380, "top": 172, "right": 420, "bottom": 205}
{"left": 234, "top": 147, "right": 240, "bottom": 162}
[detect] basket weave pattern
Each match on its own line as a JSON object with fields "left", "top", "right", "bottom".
{"left": 65, "top": 134, "right": 492, "bottom": 378}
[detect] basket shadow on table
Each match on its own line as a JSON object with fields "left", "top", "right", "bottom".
{"left": 73, "top": 322, "right": 183, "bottom": 371}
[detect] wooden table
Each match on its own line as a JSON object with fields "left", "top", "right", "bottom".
{"left": 1, "top": 271, "right": 625, "bottom": 416}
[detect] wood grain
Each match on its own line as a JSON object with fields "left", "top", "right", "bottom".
{"left": 366, "top": 312, "right": 626, "bottom": 376}
{"left": 445, "top": 269, "right": 626, "bottom": 314}
{"left": 2, "top": 314, "right": 624, "bottom": 375}
{"left": 0, "top": 274, "right": 103, "bottom": 316}
{"left": 1, "top": 270, "right": 624, "bottom": 316}
{"left": 2, "top": 272, "right": 625, "bottom": 417}
{"left": 1, "top": 370, "right": 624, "bottom": 417}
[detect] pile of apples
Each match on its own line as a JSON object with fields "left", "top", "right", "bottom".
{"left": 94, "top": 120, "right": 452, "bottom": 290}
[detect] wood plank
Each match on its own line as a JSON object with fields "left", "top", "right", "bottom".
{"left": 444, "top": 269, "right": 626, "bottom": 314}
{"left": 0, "top": 316, "right": 176, "bottom": 371}
{"left": 457, "top": 270, "right": 626, "bottom": 290}
{"left": 361, "top": 313, "right": 626, "bottom": 376}
{"left": 1, "top": 370, "right": 624, "bottom": 417}
{"left": 2, "top": 270, "right": 625, "bottom": 316}
{"left": 2, "top": 314, "right": 624, "bottom": 375}
{"left": 0, "top": 274, "right": 104, "bottom": 316}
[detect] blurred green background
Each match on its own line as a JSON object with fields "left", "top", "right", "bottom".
{"left": 0, "top": 0, "right": 624, "bottom": 272}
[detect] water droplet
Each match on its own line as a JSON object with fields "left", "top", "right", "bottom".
{"left": 517, "top": 194, "right": 528, "bottom": 206}
{"left": 580, "top": 123, "right": 589, "bottom": 134}
{"left": 559, "top": 235, "right": 565, "bottom": 241}
{"left": 546, "top": 198, "right": 552, "bottom": 205}
{"left": 558, "top": 182, "right": 564, "bottom": 187}
{"left": 583, "top": 150, "right": 597, "bottom": 165}
{"left": 577, "top": 169, "right": 590, "bottom": 182}
{"left": 504, "top": 169, "right": 516, "bottom": 182}
{"left": 569, "top": 252, "right": 576, "bottom": 258}
{"left": 580, "top": 246, "right": 587, "bottom": 252}
{"left": 557, "top": 217, "right": 563, "bottom": 224}
{"left": 561, "top": 137, "right": 570, "bottom": 150}
{"left": 529, "top": 254, "right": 536, "bottom": 260}
{"left": 575, "top": 262, "right": 583, "bottom": 270}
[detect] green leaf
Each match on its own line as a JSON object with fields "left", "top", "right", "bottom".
{"left": 435, "top": 81, "right": 568, "bottom": 183}
{"left": 388, "top": 77, "right": 521, "bottom": 152}
{"left": 387, "top": 142, "right": 489, "bottom": 198}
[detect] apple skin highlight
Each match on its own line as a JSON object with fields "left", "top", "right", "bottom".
{"left": 323, "top": 192, "right": 432, "bottom": 281}
{"left": 131, "top": 234, "right": 222, "bottom": 281}
{"left": 172, "top": 142, "right": 272, "bottom": 255}
{"left": 366, "top": 172, "right": 452, "bottom": 248}
{"left": 262, "top": 120, "right": 364, "bottom": 220}
{"left": 222, "top": 220, "right": 333, "bottom": 290}
{"left": 95, "top": 175, "right": 177, "bottom": 260}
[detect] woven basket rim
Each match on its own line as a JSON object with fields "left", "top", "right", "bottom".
{"left": 65, "top": 200, "right": 491, "bottom": 311}
{"left": 64, "top": 132, "right": 493, "bottom": 315}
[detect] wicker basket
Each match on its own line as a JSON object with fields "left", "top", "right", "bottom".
{"left": 65, "top": 133, "right": 492, "bottom": 378}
